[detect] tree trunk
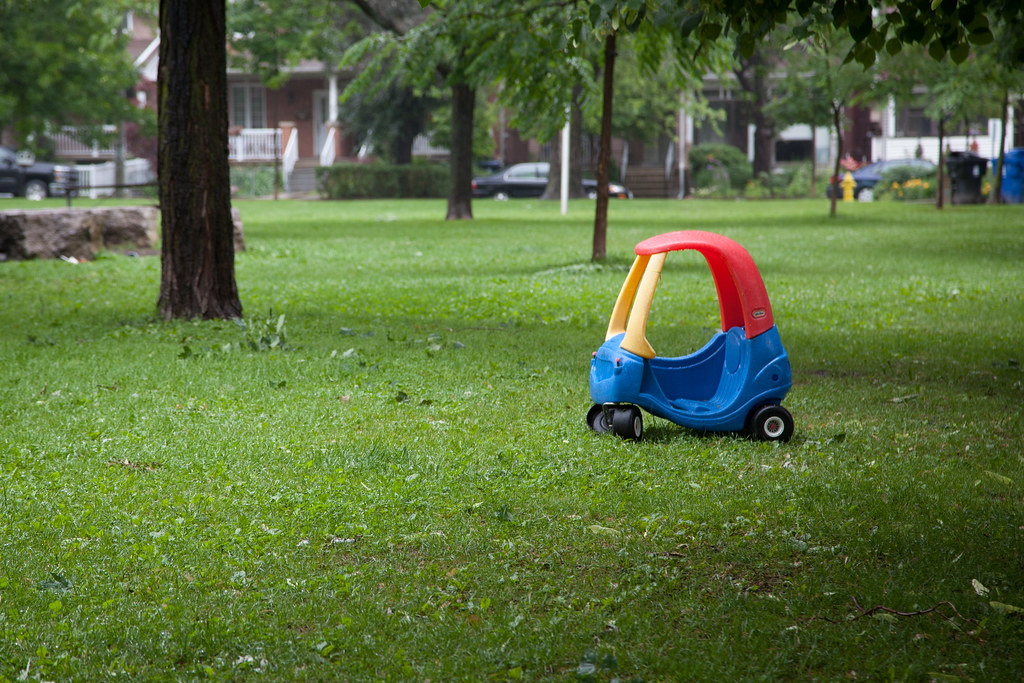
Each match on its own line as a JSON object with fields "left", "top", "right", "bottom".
{"left": 446, "top": 82, "right": 474, "bottom": 220}
{"left": 734, "top": 51, "right": 774, "bottom": 178}
{"left": 541, "top": 88, "right": 586, "bottom": 200}
{"left": 936, "top": 117, "right": 945, "bottom": 210}
{"left": 830, "top": 103, "right": 843, "bottom": 218}
{"left": 992, "top": 89, "right": 1008, "bottom": 205}
{"left": 810, "top": 125, "right": 817, "bottom": 198}
{"left": 592, "top": 32, "right": 616, "bottom": 262}
{"left": 157, "top": 0, "right": 241, "bottom": 320}
{"left": 391, "top": 86, "right": 422, "bottom": 165}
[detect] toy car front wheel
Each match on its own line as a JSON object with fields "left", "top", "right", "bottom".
{"left": 748, "top": 405, "right": 794, "bottom": 442}
{"left": 612, "top": 405, "right": 643, "bottom": 442}
{"left": 586, "top": 403, "right": 612, "bottom": 434}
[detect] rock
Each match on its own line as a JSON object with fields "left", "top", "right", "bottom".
{"left": 0, "top": 205, "right": 246, "bottom": 260}
{"left": 232, "top": 207, "right": 246, "bottom": 252}
{"left": 91, "top": 206, "right": 159, "bottom": 249}
{"left": 0, "top": 209, "right": 104, "bottom": 261}
{"left": 0, "top": 206, "right": 158, "bottom": 261}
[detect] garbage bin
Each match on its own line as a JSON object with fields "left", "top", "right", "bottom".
{"left": 994, "top": 148, "right": 1024, "bottom": 204}
{"left": 946, "top": 151, "right": 988, "bottom": 204}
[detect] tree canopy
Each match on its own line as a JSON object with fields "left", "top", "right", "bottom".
{"left": 0, "top": 0, "right": 145, "bottom": 151}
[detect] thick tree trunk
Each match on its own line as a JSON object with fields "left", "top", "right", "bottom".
{"left": 157, "top": 0, "right": 241, "bottom": 320}
{"left": 592, "top": 32, "right": 616, "bottom": 262}
{"left": 446, "top": 82, "right": 474, "bottom": 220}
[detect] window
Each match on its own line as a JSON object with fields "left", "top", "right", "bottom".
{"left": 895, "top": 105, "right": 989, "bottom": 138}
{"left": 230, "top": 84, "right": 266, "bottom": 129}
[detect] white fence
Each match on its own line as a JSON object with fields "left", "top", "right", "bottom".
{"left": 872, "top": 117, "right": 1015, "bottom": 164}
{"left": 74, "top": 159, "right": 155, "bottom": 199}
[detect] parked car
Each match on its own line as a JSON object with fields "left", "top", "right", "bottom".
{"left": 827, "top": 158, "right": 936, "bottom": 201}
{"left": 0, "top": 146, "right": 78, "bottom": 200}
{"left": 472, "top": 162, "right": 633, "bottom": 200}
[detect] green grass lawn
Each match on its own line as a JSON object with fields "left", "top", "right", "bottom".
{"left": 1, "top": 196, "right": 1022, "bottom": 681}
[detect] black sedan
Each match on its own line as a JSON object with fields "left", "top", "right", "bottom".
{"left": 472, "top": 162, "right": 633, "bottom": 200}
{"left": 826, "top": 158, "right": 935, "bottom": 201}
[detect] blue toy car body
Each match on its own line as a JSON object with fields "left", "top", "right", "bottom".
{"left": 587, "top": 230, "right": 794, "bottom": 442}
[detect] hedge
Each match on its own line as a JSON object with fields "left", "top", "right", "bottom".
{"left": 316, "top": 162, "right": 449, "bottom": 199}
{"left": 689, "top": 143, "right": 753, "bottom": 193}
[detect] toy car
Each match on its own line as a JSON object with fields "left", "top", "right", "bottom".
{"left": 587, "top": 230, "right": 794, "bottom": 442}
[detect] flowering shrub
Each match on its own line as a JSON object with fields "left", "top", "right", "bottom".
{"left": 889, "top": 177, "right": 934, "bottom": 201}
{"left": 876, "top": 167, "right": 938, "bottom": 201}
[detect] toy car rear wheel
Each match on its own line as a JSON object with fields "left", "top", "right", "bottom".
{"left": 586, "top": 403, "right": 612, "bottom": 434}
{"left": 612, "top": 405, "right": 643, "bottom": 442}
{"left": 748, "top": 405, "right": 794, "bottom": 442}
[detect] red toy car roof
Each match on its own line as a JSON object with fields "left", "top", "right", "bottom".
{"left": 635, "top": 230, "right": 775, "bottom": 338}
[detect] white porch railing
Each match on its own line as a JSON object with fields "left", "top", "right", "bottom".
{"left": 53, "top": 125, "right": 118, "bottom": 158}
{"left": 74, "top": 159, "right": 155, "bottom": 198}
{"left": 282, "top": 129, "right": 299, "bottom": 191}
{"left": 319, "top": 126, "right": 337, "bottom": 167}
{"left": 228, "top": 128, "right": 281, "bottom": 162}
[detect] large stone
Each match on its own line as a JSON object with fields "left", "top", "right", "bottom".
{"left": 0, "top": 209, "right": 103, "bottom": 261}
{"left": 0, "top": 205, "right": 247, "bottom": 260}
{"left": 90, "top": 206, "right": 159, "bottom": 249}
{"left": 0, "top": 206, "right": 158, "bottom": 261}
{"left": 232, "top": 207, "right": 246, "bottom": 252}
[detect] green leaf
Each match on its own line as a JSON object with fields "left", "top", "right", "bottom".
{"left": 928, "top": 39, "right": 946, "bottom": 60}
{"left": 984, "top": 471, "right": 1013, "bottom": 486}
{"left": 968, "top": 28, "right": 994, "bottom": 46}
{"left": 990, "top": 601, "right": 1024, "bottom": 615}
{"left": 738, "top": 32, "right": 756, "bottom": 60}
{"left": 949, "top": 41, "right": 969, "bottom": 64}
{"left": 854, "top": 42, "right": 876, "bottom": 67}
{"left": 885, "top": 38, "right": 903, "bottom": 56}
{"left": 679, "top": 12, "right": 703, "bottom": 38}
{"left": 699, "top": 22, "right": 722, "bottom": 41}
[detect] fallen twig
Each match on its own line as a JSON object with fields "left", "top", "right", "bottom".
{"left": 851, "top": 596, "right": 975, "bottom": 626}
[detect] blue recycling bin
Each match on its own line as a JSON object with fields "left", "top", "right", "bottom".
{"left": 993, "top": 148, "right": 1024, "bottom": 203}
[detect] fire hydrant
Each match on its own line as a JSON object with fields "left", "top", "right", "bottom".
{"left": 841, "top": 172, "right": 856, "bottom": 202}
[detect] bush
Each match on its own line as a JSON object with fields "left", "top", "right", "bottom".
{"left": 876, "top": 166, "right": 938, "bottom": 202}
{"left": 316, "top": 162, "right": 449, "bottom": 199}
{"left": 689, "top": 143, "right": 753, "bottom": 194}
{"left": 740, "top": 164, "right": 817, "bottom": 200}
{"left": 231, "top": 166, "right": 278, "bottom": 198}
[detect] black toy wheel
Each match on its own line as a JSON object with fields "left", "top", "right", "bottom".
{"left": 612, "top": 405, "right": 643, "bottom": 442}
{"left": 748, "top": 404, "right": 794, "bottom": 442}
{"left": 586, "top": 403, "right": 612, "bottom": 434}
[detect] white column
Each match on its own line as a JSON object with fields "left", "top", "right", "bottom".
{"left": 328, "top": 73, "right": 339, "bottom": 124}
{"left": 560, "top": 116, "right": 570, "bottom": 216}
